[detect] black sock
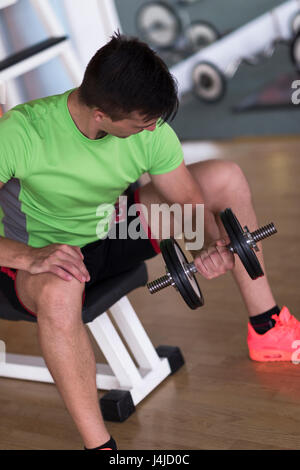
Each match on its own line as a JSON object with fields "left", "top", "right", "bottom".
{"left": 250, "top": 305, "right": 280, "bottom": 335}
{"left": 84, "top": 436, "right": 117, "bottom": 450}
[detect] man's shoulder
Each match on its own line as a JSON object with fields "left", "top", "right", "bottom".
{"left": 11, "top": 89, "right": 72, "bottom": 123}
{"left": 0, "top": 89, "right": 72, "bottom": 144}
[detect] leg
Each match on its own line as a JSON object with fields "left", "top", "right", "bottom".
{"left": 139, "top": 159, "right": 276, "bottom": 316}
{"left": 188, "top": 159, "right": 276, "bottom": 316}
{"left": 15, "top": 269, "right": 110, "bottom": 449}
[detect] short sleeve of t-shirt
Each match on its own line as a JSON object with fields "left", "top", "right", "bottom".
{"left": 0, "top": 108, "right": 32, "bottom": 183}
{"left": 147, "top": 121, "right": 184, "bottom": 175}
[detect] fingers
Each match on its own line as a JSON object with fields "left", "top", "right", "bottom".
{"left": 50, "top": 265, "right": 78, "bottom": 282}
{"left": 44, "top": 245, "right": 90, "bottom": 283}
{"left": 194, "top": 240, "right": 235, "bottom": 280}
{"left": 55, "top": 257, "right": 90, "bottom": 283}
{"left": 215, "top": 237, "right": 230, "bottom": 247}
{"left": 29, "top": 244, "right": 90, "bottom": 283}
{"left": 72, "top": 245, "right": 85, "bottom": 260}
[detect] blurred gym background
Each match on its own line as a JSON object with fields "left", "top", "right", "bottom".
{"left": 1, "top": 0, "right": 299, "bottom": 140}
{"left": 116, "top": 0, "right": 299, "bottom": 140}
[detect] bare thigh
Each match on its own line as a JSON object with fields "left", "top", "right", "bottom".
{"left": 140, "top": 159, "right": 249, "bottom": 208}
{"left": 138, "top": 159, "right": 251, "bottom": 238}
{"left": 185, "top": 159, "right": 252, "bottom": 213}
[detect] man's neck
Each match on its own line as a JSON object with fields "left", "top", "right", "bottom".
{"left": 96, "top": 130, "right": 108, "bottom": 139}
{"left": 67, "top": 89, "right": 107, "bottom": 140}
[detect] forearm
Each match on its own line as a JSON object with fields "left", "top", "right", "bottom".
{"left": 184, "top": 205, "right": 221, "bottom": 258}
{"left": 0, "top": 236, "right": 32, "bottom": 271}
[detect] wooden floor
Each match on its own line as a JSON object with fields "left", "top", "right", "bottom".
{"left": 0, "top": 136, "right": 300, "bottom": 450}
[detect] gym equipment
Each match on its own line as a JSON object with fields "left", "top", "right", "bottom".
{"left": 170, "top": 0, "right": 300, "bottom": 103}
{"left": 291, "top": 31, "right": 300, "bottom": 68}
{"left": 0, "top": 0, "right": 83, "bottom": 110}
{"left": 150, "top": 236, "right": 204, "bottom": 309}
{"left": 0, "top": 260, "right": 185, "bottom": 423}
{"left": 291, "top": 9, "right": 300, "bottom": 34}
{"left": 147, "top": 208, "right": 277, "bottom": 310}
{"left": 100, "top": 345, "right": 184, "bottom": 420}
{"left": 192, "top": 61, "right": 226, "bottom": 103}
{"left": 243, "top": 43, "right": 277, "bottom": 67}
{"left": 136, "top": 0, "right": 219, "bottom": 55}
{"left": 233, "top": 72, "right": 298, "bottom": 112}
{"left": 185, "top": 21, "right": 219, "bottom": 54}
{"left": 136, "top": 1, "right": 181, "bottom": 49}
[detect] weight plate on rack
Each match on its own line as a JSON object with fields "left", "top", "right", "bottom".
{"left": 185, "top": 21, "right": 219, "bottom": 53}
{"left": 136, "top": 1, "right": 181, "bottom": 49}
{"left": 160, "top": 238, "right": 204, "bottom": 309}
{"left": 291, "top": 32, "right": 300, "bottom": 70}
{"left": 291, "top": 11, "right": 300, "bottom": 35}
{"left": 220, "top": 208, "right": 263, "bottom": 280}
{"left": 192, "top": 61, "right": 226, "bottom": 103}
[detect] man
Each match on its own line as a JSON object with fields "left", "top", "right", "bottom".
{"left": 0, "top": 33, "right": 298, "bottom": 450}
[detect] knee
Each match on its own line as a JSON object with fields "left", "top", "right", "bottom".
{"left": 35, "top": 273, "right": 85, "bottom": 328}
{"left": 218, "top": 160, "right": 252, "bottom": 201}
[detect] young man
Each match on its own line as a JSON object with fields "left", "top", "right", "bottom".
{"left": 0, "top": 33, "right": 299, "bottom": 450}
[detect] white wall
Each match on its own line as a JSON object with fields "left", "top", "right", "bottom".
{"left": 63, "top": 0, "right": 122, "bottom": 69}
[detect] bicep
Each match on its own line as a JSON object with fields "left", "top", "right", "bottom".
{"left": 150, "top": 161, "right": 204, "bottom": 205}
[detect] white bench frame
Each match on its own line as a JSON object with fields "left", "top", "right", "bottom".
{"left": 0, "top": 295, "right": 171, "bottom": 407}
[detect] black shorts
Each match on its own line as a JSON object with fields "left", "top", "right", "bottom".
{"left": 0, "top": 188, "right": 160, "bottom": 319}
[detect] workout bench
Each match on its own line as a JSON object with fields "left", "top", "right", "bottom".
{"left": 0, "top": 261, "right": 184, "bottom": 421}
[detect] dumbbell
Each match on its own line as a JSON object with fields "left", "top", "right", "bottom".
{"left": 147, "top": 208, "right": 277, "bottom": 309}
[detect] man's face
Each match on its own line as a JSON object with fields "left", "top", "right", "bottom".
{"left": 96, "top": 111, "right": 158, "bottom": 138}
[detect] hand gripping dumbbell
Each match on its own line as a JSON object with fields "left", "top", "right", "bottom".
{"left": 147, "top": 208, "right": 277, "bottom": 309}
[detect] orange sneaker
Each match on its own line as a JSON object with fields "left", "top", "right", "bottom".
{"left": 248, "top": 306, "right": 300, "bottom": 362}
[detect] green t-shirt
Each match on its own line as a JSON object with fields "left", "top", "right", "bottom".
{"left": 0, "top": 89, "right": 183, "bottom": 248}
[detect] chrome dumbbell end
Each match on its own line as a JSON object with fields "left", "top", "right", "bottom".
{"left": 147, "top": 272, "right": 175, "bottom": 294}
{"left": 250, "top": 223, "right": 277, "bottom": 243}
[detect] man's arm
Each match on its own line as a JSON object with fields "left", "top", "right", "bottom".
{"left": 150, "top": 161, "right": 221, "bottom": 244}
{"left": 150, "top": 162, "right": 234, "bottom": 279}
{"left": 0, "top": 180, "right": 90, "bottom": 281}
{"left": 0, "top": 180, "right": 33, "bottom": 270}
{"left": 0, "top": 234, "right": 90, "bottom": 282}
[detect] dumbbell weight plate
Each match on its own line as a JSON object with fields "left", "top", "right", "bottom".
{"left": 220, "top": 208, "right": 263, "bottom": 280}
{"left": 160, "top": 238, "right": 204, "bottom": 309}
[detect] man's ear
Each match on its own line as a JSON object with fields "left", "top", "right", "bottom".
{"left": 94, "top": 109, "right": 108, "bottom": 123}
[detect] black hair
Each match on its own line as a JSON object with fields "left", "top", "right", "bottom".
{"left": 78, "top": 32, "right": 178, "bottom": 123}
